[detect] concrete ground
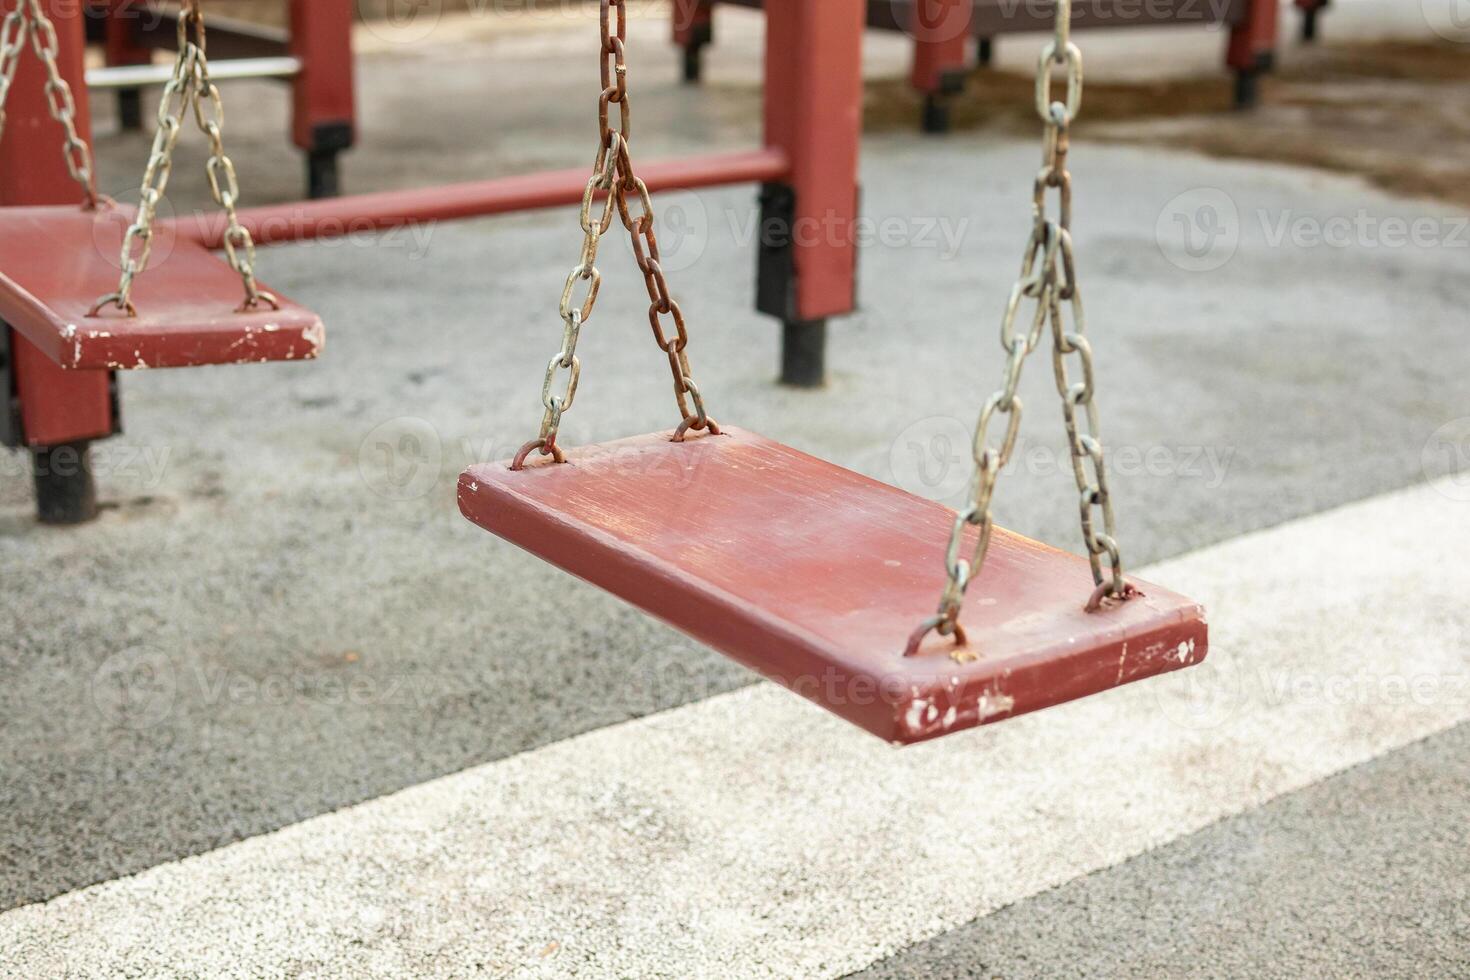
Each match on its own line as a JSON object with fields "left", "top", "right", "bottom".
{"left": 2, "top": 1, "right": 1468, "bottom": 975}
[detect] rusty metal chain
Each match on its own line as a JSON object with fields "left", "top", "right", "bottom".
{"left": 906, "top": 0, "right": 1132, "bottom": 661}
{"left": 0, "top": 4, "right": 27, "bottom": 143}
{"left": 93, "top": 0, "right": 275, "bottom": 317}
{"left": 0, "top": 0, "right": 98, "bottom": 207}
{"left": 185, "top": 5, "right": 276, "bottom": 312}
{"left": 513, "top": 0, "right": 715, "bottom": 469}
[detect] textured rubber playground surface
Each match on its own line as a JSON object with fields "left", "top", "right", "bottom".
{"left": 2, "top": 2, "right": 1468, "bottom": 976}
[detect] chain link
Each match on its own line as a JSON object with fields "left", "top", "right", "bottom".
{"left": 92, "top": 1, "right": 275, "bottom": 317}
{"left": 187, "top": 10, "right": 276, "bottom": 312}
{"left": 0, "top": 4, "right": 28, "bottom": 144}
{"left": 906, "top": 0, "right": 1133, "bottom": 662}
{"left": 513, "top": 0, "right": 716, "bottom": 469}
{"left": 0, "top": 0, "right": 98, "bottom": 207}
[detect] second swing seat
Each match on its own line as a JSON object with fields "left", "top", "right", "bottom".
{"left": 0, "top": 203, "right": 323, "bottom": 370}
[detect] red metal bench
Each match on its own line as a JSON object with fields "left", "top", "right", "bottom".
{"left": 674, "top": 0, "right": 1314, "bottom": 131}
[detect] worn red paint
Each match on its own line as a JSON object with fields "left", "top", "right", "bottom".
{"left": 3, "top": 0, "right": 114, "bottom": 445}
{"left": 763, "top": 1, "right": 862, "bottom": 321}
{"left": 0, "top": 204, "right": 322, "bottom": 370}
{"left": 288, "top": 0, "right": 356, "bottom": 152}
{"left": 459, "top": 428, "right": 1208, "bottom": 745}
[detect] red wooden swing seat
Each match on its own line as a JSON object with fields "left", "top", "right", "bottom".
{"left": 459, "top": 428, "right": 1208, "bottom": 744}
{"left": 0, "top": 203, "right": 322, "bottom": 370}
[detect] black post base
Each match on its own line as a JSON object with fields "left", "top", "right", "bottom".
{"left": 921, "top": 95, "right": 951, "bottom": 134}
{"left": 1234, "top": 52, "right": 1274, "bottom": 110}
{"left": 307, "top": 149, "right": 341, "bottom": 200}
{"left": 681, "top": 22, "right": 712, "bottom": 84}
{"left": 1233, "top": 67, "right": 1260, "bottom": 110}
{"left": 780, "top": 320, "right": 826, "bottom": 388}
{"left": 1301, "top": 8, "right": 1320, "bottom": 42}
{"left": 977, "top": 36, "right": 994, "bottom": 67}
{"left": 32, "top": 440, "right": 98, "bottom": 526}
{"left": 117, "top": 88, "right": 143, "bottom": 131}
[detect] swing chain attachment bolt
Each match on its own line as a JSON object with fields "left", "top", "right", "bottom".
{"left": 511, "top": 438, "right": 566, "bottom": 472}
{"left": 516, "top": 0, "right": 716, "bottom": 463}
{"left": 0, "top": 0, "right": 99, "bottom": 208}
{"left": 92, "top": 0, "right": 273, "bottom": 318}
{"left": 909, "top": 0, "right": 1132, "bottom": 659}
{"left": 672, "top": 413, "right": 721, "bottom": 443}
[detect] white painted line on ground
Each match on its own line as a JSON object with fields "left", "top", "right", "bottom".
{"left": 4, "top": 480, "right": 1468, "bottom": 979}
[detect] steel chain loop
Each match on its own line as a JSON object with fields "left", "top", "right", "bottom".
{"left": 0, "top": 5, "right": 28, "bottom": 148}
{"left": 0, "top": 0, "right": 98, "bottom": 207}
{"left": 92, "top": 1, "right": 275, "bottom": 317}
{"left": 514, "top": 0, "right": 715, "bottom": 469}
{"left": 186, "top": 11, "right": 276, "bottom": 312}
{"left": 907, "top": 0, "right": 1132, "bottom": 662}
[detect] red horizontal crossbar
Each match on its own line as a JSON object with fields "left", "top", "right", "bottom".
{"left": 166, "top": 148, "right": 790, "bottom": 248}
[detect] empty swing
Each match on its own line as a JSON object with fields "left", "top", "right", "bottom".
{"left": 459, "top": 0, "right": 1207, "bottom": 745}
{"left": 0, "top": 0, "right": 320, "bottom": 370}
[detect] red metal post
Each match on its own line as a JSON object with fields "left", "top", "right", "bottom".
{"left": 760, "top": 0, "right": 862, "bottom": 385}
{"left": 1, "top": 0, "right": 113, "bottom": 443}
{"left": 98, "top": 0, "right": 153, "bottom": 130}
{"left": 1295, "top": 0, "right": 1329, "bottom": 42}
{"left": 1, "top": 0, "right": 113, "bottom": 521}
{"left": 671, "top": 0, "right": 714, "bottom": 83}
{"left": 1227, "top": 0, "right": 1279, "bottom": 107}
{"left": 288, "top": 0, "right": 356, "bottom": 198}
{"left": 909, "top": 0, "right": 971, "bottom": 133}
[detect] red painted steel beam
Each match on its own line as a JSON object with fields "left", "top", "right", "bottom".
{"left": 671, "top": 0, "right": 713, "bottom": 47}
{"left": 763, "top": 1, "right": 861, "bottom": 321}
{"left": 98, "top": 0, "right": 152, "bottom": 71}
{"left": 1, "top": 0, "right": 113, "bottom": 447}
{"left": 288, "top": 0, "right": 355, "bottom": 152}
{"left": 1228, "top": 0, "right": 1279, "bottom": 70}
{"left": 909, "top": 0, "right": 971, "bottom": 95}
{"left": 165, "top": 148, "right": 790, "bottom": 248}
